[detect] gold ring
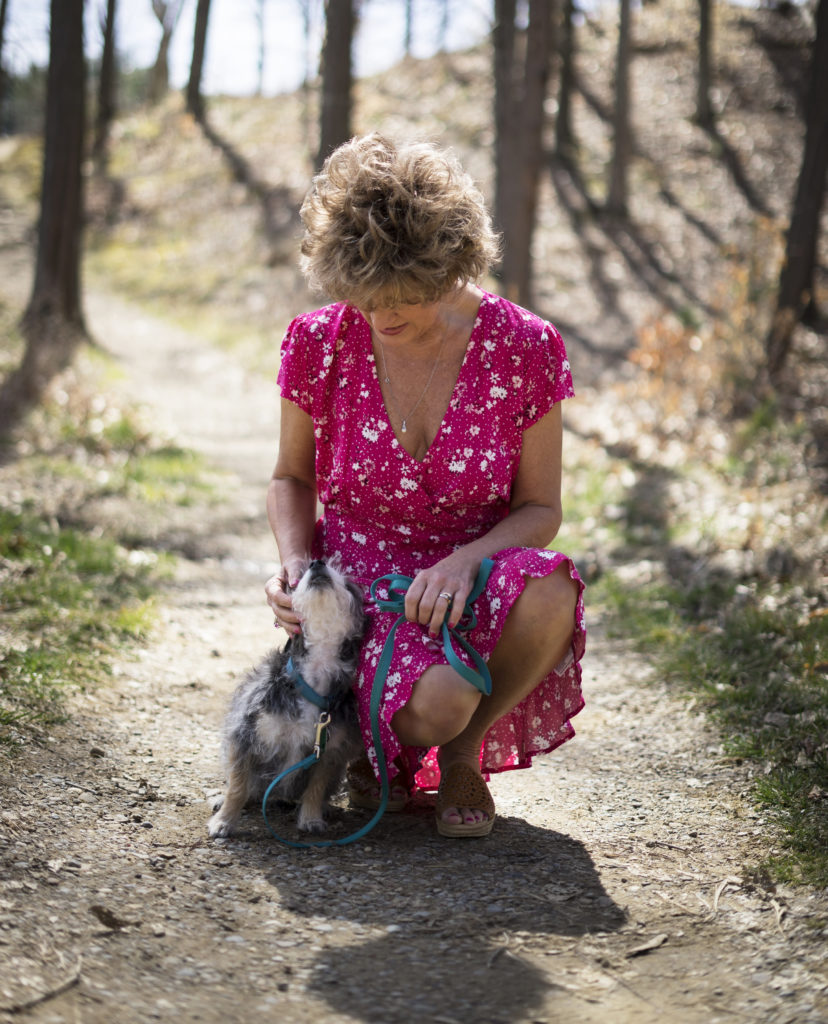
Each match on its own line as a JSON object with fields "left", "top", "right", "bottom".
{"left": 438, "top": 591, "right": 453, "bottom": 603}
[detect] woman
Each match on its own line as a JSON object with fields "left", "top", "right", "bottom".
{"left": 265, "top": 134, "right": 585, "bottom": 838}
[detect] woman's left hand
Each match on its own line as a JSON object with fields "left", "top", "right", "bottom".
{"left": 403, "top": 552, "right": 482, "bottom": 636}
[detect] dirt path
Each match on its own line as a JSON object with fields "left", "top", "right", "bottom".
{"left": 1, "top": 289, "right": 826, "bottom": 1024}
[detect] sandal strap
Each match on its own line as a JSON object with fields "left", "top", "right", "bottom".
{"left": 435, "top": 762, "right": 495, "bottom": 818}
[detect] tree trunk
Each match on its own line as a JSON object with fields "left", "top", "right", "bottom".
{"left": 556, "top": 0, "right": 576, "bottom": 159}
{"left": 607, "top": 0, "right": 632, "bottom": 217}
{"left": 316, "top": 0, "right": 355, "bottom": 171}
{"left": 0, "top": 0, "right": 9, "bottom": 123}
{"left": 766, "top": 0, "right": 828, "bottom": 381}
{"left": 186, "top": 0, "right": 212, "bottom": 121}
{"left": 0, "top": 0, "right": 87, "bottom": 434}
{"left": 93, "top": 0, "right": 118, "bottom": 173}
{"left": 696, "top": 0, "right": 714, "bottom": 128}
{"left": 493, "top": 0, "right": 555, "bottom": 307}
{"left": 255, "top": 0, "right": 265, "bottom": 96}
{"left": 404, "top": 0, "right": 413, "bottom": 57}
{"left": 148, "top": 0, "right": 183, "bottom": 105}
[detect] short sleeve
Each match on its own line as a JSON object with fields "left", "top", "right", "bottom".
{"left": 523, "top": 320, "right": 575, "bottom": 429}
{"left": 277, "top": 315, "right": 315, "bottom": 415}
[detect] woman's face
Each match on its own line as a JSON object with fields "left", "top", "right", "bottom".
{"left": 359, "top": 299, "right": 445, "bottom": 347}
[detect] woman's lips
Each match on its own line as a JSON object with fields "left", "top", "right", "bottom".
{"left": 380, "top": 324, "right": 406, "bottom": 336}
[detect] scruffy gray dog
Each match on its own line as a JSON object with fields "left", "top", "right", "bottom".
{"left": 208, "top": 559, "right": 366, "bottom": 837}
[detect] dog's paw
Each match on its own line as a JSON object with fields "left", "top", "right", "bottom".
{"left": 296, "top": 809, "right": 327, "bottom": 834}
{"left": 209, "top": 794, "right": 225, "bottom": 813}
{"left": 207, "top": 813, "right": 235, "bottom": 838}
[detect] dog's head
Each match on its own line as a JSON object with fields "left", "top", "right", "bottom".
{"left": 289, "top": 559, "right": 365, "bottom": 651}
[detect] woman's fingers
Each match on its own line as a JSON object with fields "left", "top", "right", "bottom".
{"left": 405, "top": 569, "right": 474, "bottom": 634}
{"left": 264, "top": 571, "right": 301, "bottom": 634}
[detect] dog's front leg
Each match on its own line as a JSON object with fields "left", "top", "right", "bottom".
{"left": 208, "top": 750, "right": 252, "bottom": 838}
{"left": 296, "top": 761, "right": 335, "bottom": 833}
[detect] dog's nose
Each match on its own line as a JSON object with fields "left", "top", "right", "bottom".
{"left": 307, "top": 560, "right": 331, "bottom": 585}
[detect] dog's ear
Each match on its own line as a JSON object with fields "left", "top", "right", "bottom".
{"left": 346, "top": 577, "right": 367, "bottom": 623}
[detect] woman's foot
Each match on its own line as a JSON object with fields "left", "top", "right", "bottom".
{"left": 435, "top": 760, "right": 495, "bottom": 838}
{"left": 347, "top": 753, "right": 410, "bottom": 812}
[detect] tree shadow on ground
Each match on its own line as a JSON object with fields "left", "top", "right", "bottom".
{"left": 549, "top": 152, "right": 715, "bottom": 325}
{"left": 196, "top": 115, "right": 302, "bottom": 264}
{"left": 218, "top": 794, "right": 625, "bottom": 1023}
{"left": 698, "top": 122, "right": 772, "bottom": 218}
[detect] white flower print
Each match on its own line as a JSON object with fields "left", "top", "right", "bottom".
{"left": 449, "top": 459, "right": 466, "bottom": 473}
{"left": 490, "top": 385, "right": 508, "bottom": 400}
{"left": 362, "top": 425, "right": 379, "bottom": 442}
{"left": 512, "top": 376, "right": 523, "bottom": 388}
{"left": 351, "top": 532, "right": 366, "bottom": 545}
{"left": 400, "top": 477, "right": 418, "bottom": 491}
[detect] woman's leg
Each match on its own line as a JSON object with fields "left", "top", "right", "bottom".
{"left": 390, "top": 563, "right": 578, "bottom": 826}
{"left": 438, "top": 563, "right": 579, "bottom": 826}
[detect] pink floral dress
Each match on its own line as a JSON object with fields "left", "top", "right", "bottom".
{"left": 278, "top": 292, "right": 586, "bottom": 790}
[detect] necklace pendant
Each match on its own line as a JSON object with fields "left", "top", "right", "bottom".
{"left": 401, "top": 420, "right": 407, "bottom": 433}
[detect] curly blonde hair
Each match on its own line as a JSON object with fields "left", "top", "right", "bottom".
{"left": 299, "top": 134, "right": 500, "bottom": 308}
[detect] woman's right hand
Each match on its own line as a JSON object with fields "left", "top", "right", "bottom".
{"left": 264, "top": 561, "right": 305, "bottom": 635}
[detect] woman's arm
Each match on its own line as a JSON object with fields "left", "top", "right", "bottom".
{"left": 405, "top": 402, "right": 565, "bottom": 634}
{"left": 264, "top": 398, "right": 318, "bottom": 633}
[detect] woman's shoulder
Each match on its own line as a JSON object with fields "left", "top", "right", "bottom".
{"left": 477, "top": 292, "right": 564, "bottom": 349}
{"left": 285, "top": 301, "right": 359, "bottom": 340}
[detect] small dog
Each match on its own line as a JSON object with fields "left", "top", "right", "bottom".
{"left": 208, "top": 559, "right": 366, "bottom": 837}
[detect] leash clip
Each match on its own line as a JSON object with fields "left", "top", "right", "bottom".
{"left": 313, "top": 712, "right": 331, "bottom": 759}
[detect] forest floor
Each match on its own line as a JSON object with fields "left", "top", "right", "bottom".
{"left": 2, "top": 0, "right": 828, "bottom": 1020}
{"left": 0, "top": 280, "right": 826, "bottom": 1024}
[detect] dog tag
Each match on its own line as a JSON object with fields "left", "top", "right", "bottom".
{"left": 313, "top": 712, "right": 331, "bottom": 758}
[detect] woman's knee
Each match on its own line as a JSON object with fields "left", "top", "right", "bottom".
{"left": 513, "top": 564, "right": 578, "bottom": 631}
{"left": 391, "top": 666, "right": 481, "bottom": 747}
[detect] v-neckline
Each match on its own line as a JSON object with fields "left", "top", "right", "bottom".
{"left": 359, "top": 297, "right": 487, "bottom": 465}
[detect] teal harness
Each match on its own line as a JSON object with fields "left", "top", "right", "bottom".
{"left": 261, "top": 558, "right": 494, "bottom": 848}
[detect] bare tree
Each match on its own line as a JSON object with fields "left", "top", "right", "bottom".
{"left": 316, "top": 0, "right": 356, "bottom": 171}
{"left": 0, "top": 0, "right": 9, "bottom": 123}
{"left": 404, "top": 0, "right": 414, "bottom": 56}
{"left": 148, "top": 0, "right": 184, "bottom": 105}
{"left": 186, "top": 0, "right": 212, "bottom": 121}
{"left": 92, "top": 0, "right": 118, "bottom": 173}
{"left": 255, "top": 0, "right": 266, "bottom": 96}
{"left": 493, "top": 0, "right": 555, "bottom": 307}
{"left": 0, "top": 0, "right": 87, "bottom": 433}
{"left": 556, "top": 0, "right": 577, "bottom": 160}
{"left": 695, "top": 0, "right": 714, "bottom": 129}
{"left": 766, "top": 0, "right": 828, "bottom": 381}
{"left": 607, "top": 0, "right": 632, "bottom": 216}
{"left": 437, "top": 0, "right": 450, "bottom": 53}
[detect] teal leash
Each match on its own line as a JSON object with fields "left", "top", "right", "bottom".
{"left": 261, "top": 558, "right": 495, "bottom": 848}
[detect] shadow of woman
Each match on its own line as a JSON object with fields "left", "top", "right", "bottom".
{"left": 241, "top": 796, "right": 626, "bottom": 1023}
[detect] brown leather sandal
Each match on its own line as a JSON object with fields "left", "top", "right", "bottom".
{"left": 435, "top": 762, "right": 496, "bottom": 838}
{"left": 347, "top": 754, "right": 410, "bottom": 812}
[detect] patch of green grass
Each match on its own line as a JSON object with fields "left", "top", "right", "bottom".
{"left": 128, "top": 446, "right": 217, "bottom": 506}
{"left": 596, "top": 570, "right": 828, "bottom": 885}
{"left": 0, "top": 508, "right": 166, "bottom": 741}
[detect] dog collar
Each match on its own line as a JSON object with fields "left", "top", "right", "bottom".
{"left": 286, "top": 657, "right": 330, "bottom": 711}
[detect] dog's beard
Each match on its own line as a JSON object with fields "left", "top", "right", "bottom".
{"left": 287, "top": 562, "right": 364, "bottom": 691}
{"left": 291, "top": 567, "right": 362, "bottom": 652}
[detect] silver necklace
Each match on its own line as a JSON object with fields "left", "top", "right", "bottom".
{"left": 377, "top": 333, "right": 447, "bottom": 434}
